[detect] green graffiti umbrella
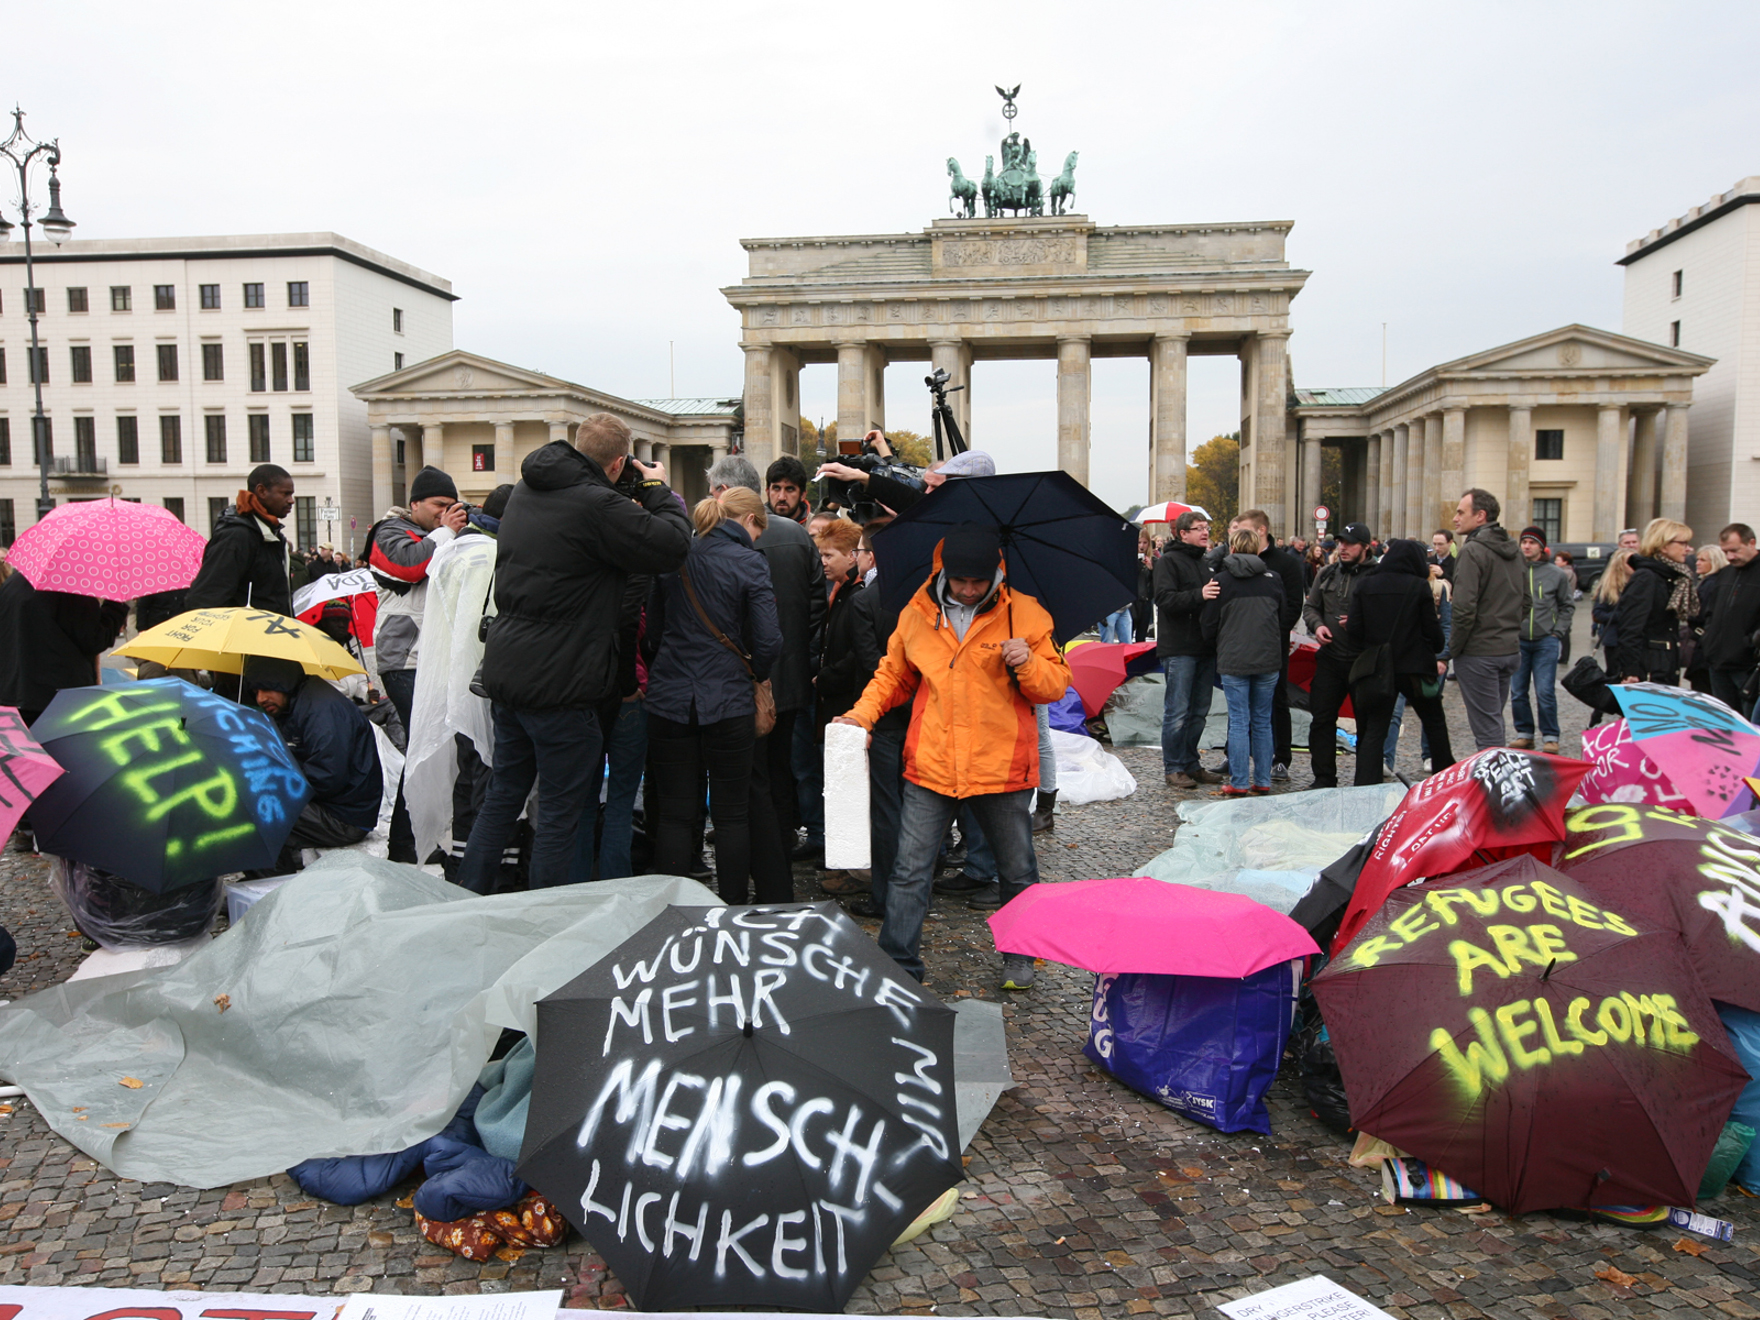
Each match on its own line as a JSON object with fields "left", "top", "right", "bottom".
{"left": 1312, "top": 854, "right": 1749, "bottom": 1214}
{"left": 28, "top": 677, "right": 311, "bottom": 891}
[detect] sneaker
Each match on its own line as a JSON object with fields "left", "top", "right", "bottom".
{"left": 1509, "top": 737, "right": 1535, "bottom": 750}
{"left": 1165, "top": 771, "right": 1197, "bottom": 789}
{"left": 1543, "top": 740, "right": 1560, "bottom": 755}
{"left": 819, "top": 871, "right": 868, "bottom": 895}
{"left": 1190, "top": 765, "right": 1222, "bottom": 785}
{"left": 1310, "top": 778, "right": 1338, "bottom": 790}
{"left": 1001, "top": 954, "right": 1037, "bottom": 990}
{"left": 1250, "top": 785, "right": 1272, "bottom": 794}
{"left": 847, "top": 897, "right": 885, "bottom": 919}
{"left": 934, "top": 872, "right": 988, "bottom": 894}
{"left": 1422, "top": 757, "right": 1433, "bottom": 773}
{"left": 1271, "top": 762, "right": 1290, "bottom": 782}
{"left": 1217, "top": 785, "right": 1253, "bottom": 798}
{"left": 966, "top": 884, "right": 1005, "bottom": 911}
{"left": 790, "top": 839, "right": 825, "bottom": 864}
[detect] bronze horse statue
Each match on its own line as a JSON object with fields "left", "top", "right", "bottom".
{"left": 1049, "top": 151, "right": 1079, "bottom": 216}
{"left": 946, "top": 158, "right": 978, "bottom": 219}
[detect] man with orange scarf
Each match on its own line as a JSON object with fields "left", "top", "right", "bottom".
{"left": 187, "top": 463, "right": 298, "bottom": 614}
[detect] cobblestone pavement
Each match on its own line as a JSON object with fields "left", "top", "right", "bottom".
{"left": 3, "top": 663, "right": 1758, "bottom": 1317}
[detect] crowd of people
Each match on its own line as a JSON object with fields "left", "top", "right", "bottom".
{"left": 1142, "top": 485, "right": 1760, "bottom": 790}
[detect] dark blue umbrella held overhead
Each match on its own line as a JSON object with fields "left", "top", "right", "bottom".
{"left": 870, "top": 470, "right": 1138, "bottom": 645}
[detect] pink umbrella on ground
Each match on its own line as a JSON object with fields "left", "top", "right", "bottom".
{"left": 6, "top": 498, "right": 208, "bottom": 600}
{"left": 1065, "top": 640, "right": 1160, "bottom": 717}
{"left": 989, "top": 876, "right": 1319, "bottom": 977}
{"left": 1577, "top": 717, "right": 1694, "bottom": 811}
{"left": 0, "top": 707, "right": 64, "bottom": 841}
{"left": 1608, "top": 683, "right": 1760, "bottom": 818}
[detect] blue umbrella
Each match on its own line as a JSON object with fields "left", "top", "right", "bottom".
{"left": 29, "top": 677, "right": 311, "bottom": 892}
{"left": 871, "top": 471, "right": 1138, "bottom": 643}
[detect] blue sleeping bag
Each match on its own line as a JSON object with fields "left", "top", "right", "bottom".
{"left": 1084, "top": 961, "right": 1302, "bottom": 1135}
{"left": 1719, "top": 1003, "right": 1760, "bottom": 1193}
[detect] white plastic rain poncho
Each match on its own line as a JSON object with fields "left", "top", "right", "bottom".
{"left": 405, "top": 531, "right": 498, "bottom": 861}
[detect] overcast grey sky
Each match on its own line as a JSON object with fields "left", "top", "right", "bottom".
{"left": 10, "top": 0, "right": 1758, "bottom": 510}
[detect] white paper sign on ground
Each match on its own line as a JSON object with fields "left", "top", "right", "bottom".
{"left": 338, "top": 1294, "right": 563, "bottom": 1320}
{"left": 1217, "top": 1275, "right": 1395, "bottom": 1320}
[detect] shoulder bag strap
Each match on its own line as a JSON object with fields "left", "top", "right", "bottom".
{"left": 680, "top": 565, "right": 756, "bottom": 681}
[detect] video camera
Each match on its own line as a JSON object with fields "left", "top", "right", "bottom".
{"left": 815, "top": 431, "right": 925, "bottom": 523}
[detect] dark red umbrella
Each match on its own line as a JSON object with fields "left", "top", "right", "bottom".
{"left": 1066, "top": 641, "right": 1160, "bottom": 718}
{"left": 1332, "top": 748, "right": 1590, "bottom": 954}
{"left": 1314, "top": 855, "right": 1749, "bottom": 1213}
{"left": 1554, "top": 804, "right": 1760, "bottom": 1012}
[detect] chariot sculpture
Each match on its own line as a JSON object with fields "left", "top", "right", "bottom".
{"left": 945, "top": 85, "right": 1078, "bottom": 219}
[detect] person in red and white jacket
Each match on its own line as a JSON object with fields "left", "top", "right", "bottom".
{"left": 369, "top": 464, "right": 466, "bottom": 861}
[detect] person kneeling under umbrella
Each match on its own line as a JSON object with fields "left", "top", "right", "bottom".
{"left": 249, "top": 656, "right": 383, "bottom": 871}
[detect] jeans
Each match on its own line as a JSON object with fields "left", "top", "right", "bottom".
{"left": 381, "top": 667, "right": 418, "bottom": 860}
{"left": 1160, "top": 654, "right": 1216, "bottom": 775}
{"left": 869, "top": 726, "right": 906, "bottom": 911}
{"left": 1710, "top": 668, "right": 1753, "bottom": 712}
{"left": 1383, "top": 695, "right": 1436, "bottom": 772}
{"left": 1453, "top": 652, "right": 1520, "bottom": 751}
{"left": 1035, "top": 703, "right": 1057, "bottom": 792}
{"left": 1305, "top": 649, "right": 1354, "bottom": 785}
{"left": 792, "top": 700, "right": 824, "bottom": 849}
{"left": 884, "top": 781, "right": 1039, "bottom": 980}
{"left": 958, "top": 804, "right": 997, "bottom": 881}
{"left": 1354, "top": 677, "right": 1454, "bottom": 786}
{"left": 566, "top": 696, "right": 648, "bottom": 883}
{"left": 459, "top": 703, "right": 603, "bottom": 893}
{"left": 1511, "top": 636, "right": 1562, "bottom": 741}
{"left": 1221, "top": 672, "right": 1277, "bottom": 789}
{"left": 1098, "top": 607, "right": 1133, "bottom": 643}
{"left": 649, "top": 710, "right": 758, "bottom": 904}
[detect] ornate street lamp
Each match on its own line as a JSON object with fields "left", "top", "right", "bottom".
{"left": 0, "top": 106, "right": 77, "bottom": 524}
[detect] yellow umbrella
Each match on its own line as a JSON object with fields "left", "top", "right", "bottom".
{"left": 115, "top": 607, "right": 366, "bottom": 680}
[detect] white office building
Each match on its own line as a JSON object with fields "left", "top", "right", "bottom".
{"left": 0, "top": 232, "right": 453, "bottom": 553}
{"left": 1621, "top": 177, "right": 1760, "bottom": 537}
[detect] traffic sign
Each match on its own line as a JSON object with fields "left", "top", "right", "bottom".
{"left": 319, "top": 498, "right": 340, "bottom": 527}
{"left": 1313, "top": 505, "right": 1331, "bottom": 522}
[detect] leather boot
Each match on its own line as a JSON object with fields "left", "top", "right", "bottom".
{"left": 1031, "top": 789, "right": 1058, "bottom": 833}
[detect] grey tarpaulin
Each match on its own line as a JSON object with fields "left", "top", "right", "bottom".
{"left": 953, "top": 999, "right": 1012, "bottom": 1151}
{"left": 1137, "top": 784, "right": 1406, "bottom": 913}
{"left": 0, "top": 856, "right": 720, "bottom": 1188}
{"left": 1103, "top": 675, "right": 1322, "bottom": 752}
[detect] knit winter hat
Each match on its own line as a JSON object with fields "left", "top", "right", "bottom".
{"left": 408, "top": 466, "right": 458, "bottom": 503}
{"left": 941, "top": 525, "right": 1002, "bottom": 578}
{"left": 1519, "top": 525, "right": 1548, "bottom": 548}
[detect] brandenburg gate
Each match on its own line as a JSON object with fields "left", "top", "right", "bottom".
{"left": 722, "top": 214, "right": 1312, "bottom": 532}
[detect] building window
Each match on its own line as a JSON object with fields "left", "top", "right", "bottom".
{"left": 243, "top": 283, "right": 264, "bottom": 309}
{"left": 113, "top": 344, "right": 135, "bottom": 382}
{"left": 160, "top": 415, "right": 182, "bottom": 464}
{"left": 0, "top": 417, "right": 9, "bottom": 464}
{"left": 293, "top": 341, "right": 309, "bottom": 391}
{"left": 272, "top": 342, "right": 288, "bottom": 392}
{"left": 292, "top": 413, "right": 314, "bottom": 462}
{"left": 24, "top": 287, "right": 45, "bottom": 314}
{"left": 208, "top": 496, "right": 229, "bottom": 533}
{"left": 249, "top": 413, "right": 271, "bottom": 463}
{"left": 295, "top": 496, "right": 316, "bottom": 551}
{"left": 1672, "top": 270, "right": 1684, "bottom": 299}
{"left": 69, "top": 345, "right": 92, "bottom": 383}
{"left": 288, "top": 281, "right": 309, "bottom": 308}
{"left": 74, "top": 416, "right": 97, "bottom": 471}
{"left": 157, "top": 344, "right": 179, "bottom": 382}
{"left": 110, "top": 286, "right": 131, "bottom": 312}
{"left": 394, "top": 352, "right": 404, "bottom": 371}
{"left": 1535, "top": 429, "right": 1564, "bottom": 461}
{"left": 1670, "top": 320, "right": 1682, "bottom": 347}
{"left": 202, "top": 343, "right": 224, "bottom": 381}
{"left": 200, "top": 284, "right": 220, "bottom": 310}
{"left": 1533, "top": 498, "right": 1563, "bottom": 546}
{"left": 29, "top": 346, "right": 48, "bottom": 384}
{"left": 32, "top": 416, "right": 52, "bottom": 464}
{"left": 67, "top": 287, "right": 88, "bottom": 313}
{"left": 393, "top": 308, "right": 403, "bottom": 332}
{"left": 154, "top": 285, "right": 176, "bottom": 311}
{"left": 204, "top": 414, "right": 227, "bottom": 463}
{"left": 116, "top": 415, "right": 139, "bottom": 465}
{"left": 249, "top": 342, "right": 266, "bottom": 392}
{"left": 471, "top": 443, "right": 495, "bottom": 472}
{"left": 395, "top": 436, "right": 405, "bottom": 465}
{"left": 0, "top": 347, "right": 5, "bottom": 384}
{"left": 0, "top": 499, "right": 13, "bottom": 547}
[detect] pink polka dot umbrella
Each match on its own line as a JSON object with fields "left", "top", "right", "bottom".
{"left": 6, "top": 498, "right": 209, "bottom": 600}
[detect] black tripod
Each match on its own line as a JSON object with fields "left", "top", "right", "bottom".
{"left": 926, "top": 368, "right": 969, "bottom": 461}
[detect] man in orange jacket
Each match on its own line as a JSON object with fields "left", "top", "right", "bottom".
{"left": 834, "top": 525, "right": 1071, "bottom": 988}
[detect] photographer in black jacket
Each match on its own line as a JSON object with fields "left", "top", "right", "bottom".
{"left": 455, "top": 414, "right": 691, "bottom": 892}
{"left": 1153, "top": 510, "right": 1220, "bottom": 789}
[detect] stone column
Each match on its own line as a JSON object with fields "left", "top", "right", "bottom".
{"left": 401, "top": 424, "right": 424, "bottom": 476}
{"left": 548, "top": 420, "right": 570, "bottom": 446}
{"left": 1505, "top": 406, "right": 1532, "bottom": 534}
{"left": 1390, "top": 425, "right": 1409, "bottom": 539}
{"left": 423, "top": 423, "right": 445, "bottom": 476}
{"left": 1150, "top": 334, "right": 1188, "bottom": 501}
{"left": 493, "top": 422, "right": 513, "bottom": 483}
{"left": 1406, "top": 422, "right": 1427, "bottom": 542}
{"left": 1366, "top": 433, "right": 1383, "bottom": 535}
{"left": 929, "top": 339, "right": 973, "bottom": 453}
{"left": 709, "top": 439, "right": 729, "bottom": 467}
{"left": 1420, "top": 413, "right": 1441, "bottom": 537}
{"left": 370, "top": 424, "right": 393, "bottom": 515}
{"left": 1594, "top": 404, "right": 1624, "bottom": 542}
{"left": 1661, "top": 403, "right": 1690, "bottom": 523}
{"left": 1628, "top": 408, "right": 1659, "bottom": 527}
{"left": 1253, "top": 332, "right": 1290, "bottom": 535}
{"left": 836, "top": 342, "right": 885, "bottom": 451}
{"left": 741, "top": 344, "right": 775, "bottom": 471}
{"left": 634, "top": 438, "right": 654, "bottom": 463}
{"left": 1440, "top": 408, "right": 1465, "bottom": 531}
{"left": 1300, "top": 433, "right": 1322, "bottom": 530}
{"left": 1057, "top": 337, "right": 1092, "bottom": 486}
{"left": 651, "top": 441, "right": 672, "bottom": 477}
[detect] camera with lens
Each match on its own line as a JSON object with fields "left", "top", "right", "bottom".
{"left": 816, "top": 430, "right": 925, "bottom": 521}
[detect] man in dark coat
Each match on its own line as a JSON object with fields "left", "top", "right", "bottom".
{"left": 185, "top": 464, "right": 297, "bottom": 614}
{"left": 1702, "top": 522, "right": 1760, "bottom": 710}
{"left": 249, "top": 656, "right": 383, "bottom": 871}
{"left": 1154, "top": 510, "right": 1220, "bottom": 789}
{"left": 459, "top": 414, "right": 691, "bottom": 891}
{"left": 1301, "top": 523, "right": 1372, "bottom": 788}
